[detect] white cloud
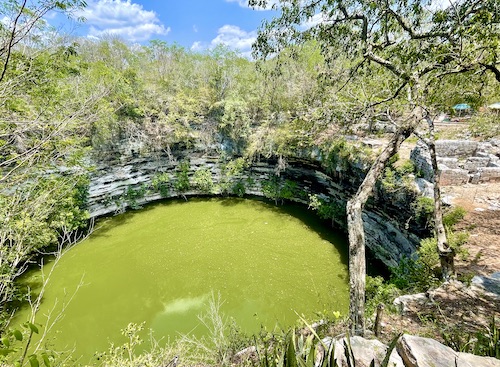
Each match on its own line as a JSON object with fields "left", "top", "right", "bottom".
{"left": 428, "top": 0, "right": 458, "bottom": 10}
{"left": 190, "top": 26, "right": 257, "bottom": 58}
{"left": 301, "top": 12, "right": 326, "bottom": 30}
{"left": 225, "top": 0, "right": 278, "bottom": 11}
{"left": 210, "top": 25, "right": 257, "bottom": 56}
{"left": 191, "top": 41, "right": 204, "bottom": 52}
{"left": 78, "top": 0, "right": 170, "bottom": 42}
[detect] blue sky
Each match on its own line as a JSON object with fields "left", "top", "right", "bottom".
{"left": 52, "top": 0, "right": 278, "bottom": 57}
{"left": 50, "top": 0, "right": 451, "bottom": 57}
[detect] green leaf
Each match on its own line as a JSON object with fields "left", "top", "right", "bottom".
{"left": 343, "top": 334, "right": 355, "bottom": 367}
{"left": 305, "top": 339, "right": 315, "bottom": 367}
{"left": 1, "top": 337, "right": 10, "bottom": 347}
{"left": 29, "top": 354, "right": 39, "bottom": 367}
{"left": 381, "top": 333, "right": 401, "bottom": 367}
{"left": 41, "top": 352, "right": 51, "bottom": 367}
{"left": 285, "top": 331, "right": 298, "bottom": 367}
{"left": 13, "top": 329, "right": 23, "bottom": 341}
{"left": 0, "top": 348, "right": 15, "bottom": 356}
{"left": 327, "top": 340, "right": 336, "bottom": 367}
{"left": 27, "top": 322, "right": 39, "bottom": 334}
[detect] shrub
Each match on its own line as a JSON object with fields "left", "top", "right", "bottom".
{"left": 174, "top": 161, "right": 191, "bottom": 193}
{"left": 262, "top": 177, "right": 298, "bottom": 205}
{"left": 193, "top": 167, "right": 214, "bottom": 194}
{"left": 231, "top": 181, "right": 246, "bottom": 197}
{"left": 124, "top": 184, "right": 148, "bottom": 209}
{"left": 469, "top": 112, "right": 500, "bottom": 139}
{"left": 389, "top": 254, "right": 440, "bottom": 293}
{"left": 412, "top": 197, "right": 434, "bottom": 228}
{"left": 443, "top": 206, "right": 466, "bottom": 227}
{"left": 151, "top": 173, "right": 170, "bottom": 197}
{"left": 365, "top": 276, "right": 401, "bottom": 315}
{"left": 308, "top": 194, "right": 346, "bottom": 226}
{"left": 218, "top": 158, "right": 247, "bottom": 195}
{"left": 442, "top": 317, "right": 500, "bottom": 358}
{"left": 398, "top": 159, "right": 416, "bottom": 175}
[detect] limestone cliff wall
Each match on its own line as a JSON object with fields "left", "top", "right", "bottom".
{"left": 86, "top": 141, "right": 419, "bottom": 268}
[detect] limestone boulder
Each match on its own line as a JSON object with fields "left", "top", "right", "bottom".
{"left": 456, "top": 353, "right": 500, "bottom": 367}
{"left": 393, "top": 293, "right": 429, "bottom": 314}
{"left": 471, "top": 272, "right": 500, "bottom": 299}
{"left": 414, "top": 178, "right": 434, "bottom": 198}
{"left": 476, "top": 167, "right": 500, "bottom": 183}
{"left": 397, "top": 334, "right": 500, "bottom": 367}
{"left": 333, "top": 336, "right": 404, "bottom": 367}
{"left": 435, "top": 140, "right": 478, "bottom": 158}
{"left": 440, "top": 168, "right": 470, "bottom": 186}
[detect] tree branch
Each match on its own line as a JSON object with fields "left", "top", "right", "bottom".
{"left": 387, "top": 8, "right": 448, "bottom": 40}
{"left": 364, "top": 50, "right": 408, "bottom": 80}
{"left": 480, "top": 63, "right": 500, "bottom": 83}
{"left": 366, "top": 81, "right": 407, "bottom": 109}
{"left": 0, "top": 0, "right": 28, "bottom": 83}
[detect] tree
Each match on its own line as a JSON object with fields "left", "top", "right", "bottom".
{"left": 0, "top": 1, "right": 92, "bottom": 323}
{"left": 0, "top": 0, "right": 86, "bottom": 83}
{"left": 0, "top": 174, "right": 89, "bottom": 319}
{"left": 0, "top": 1, "right": 91, "bottom": 182}
{"left": 250, "top": 0, "right": 500, "bottom": 335}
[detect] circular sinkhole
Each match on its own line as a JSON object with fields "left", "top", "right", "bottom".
{"left": 12, "top": 198, "right": 349, "bottom": 363}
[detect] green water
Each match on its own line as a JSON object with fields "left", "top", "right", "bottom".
{"left": 13, "top": 198, "right": 349, "bottom": 363}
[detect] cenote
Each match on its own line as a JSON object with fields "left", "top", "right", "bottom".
{"left": 12, "top": 198, "right": 349, "bottom": 363}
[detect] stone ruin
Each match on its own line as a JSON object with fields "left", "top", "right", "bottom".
{"left": 411, "top": 139, "right": 500, "bottom": 186}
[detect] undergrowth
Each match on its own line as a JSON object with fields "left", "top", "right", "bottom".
{"left": 2, "top": 289, "right": 498, "bottom": 367}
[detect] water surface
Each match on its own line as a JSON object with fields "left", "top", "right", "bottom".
{"left": 13, "top": 198, "right": 349, "bottom": 362}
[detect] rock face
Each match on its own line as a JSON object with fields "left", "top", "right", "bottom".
{"left": 471, "top": 272, "right": 500, "bottom": 299}
{"left": 332, "top": 336, "right": 405, "bottom": 367}
{"left": 411, "top": 140, "right": 500, "bottom": 185}
{"left": 85, "top": 140, "right": 420, "bottom": 268}
{"left": 319, "top": 335, "right": 500, "bottom": 367}
{"left": 397, "top": 334, "right": 500, "bottom": 367}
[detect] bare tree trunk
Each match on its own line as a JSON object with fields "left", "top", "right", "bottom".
{"left": 347, "top": 119, "right": 417, "bottom": 336}
{"left": 426, "top": 118, "right": 455, "bottom": 280}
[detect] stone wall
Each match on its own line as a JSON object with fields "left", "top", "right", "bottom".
{"left": 411, "top": 140, "right": 500, "bottom": 185}
{"left": 86, "top": 141, "right": 419, "bottom": 268}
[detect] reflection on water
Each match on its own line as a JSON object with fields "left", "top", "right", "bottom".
{"left": 161, "top": 294, "right": 209, "bottom": 315}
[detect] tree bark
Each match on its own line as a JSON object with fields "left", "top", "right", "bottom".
{"left": 426, "top": 118, "right": 455, "bottom": 279}
{"left": 347, "top": 116, "right": 418, "bottom": 336}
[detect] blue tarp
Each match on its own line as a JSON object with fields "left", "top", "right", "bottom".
{"left": 452, "top": 103, "right": 471, "bottom": 110}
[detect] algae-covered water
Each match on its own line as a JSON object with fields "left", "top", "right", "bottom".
{"left": 13, "top": 198, "right": 349, "bottom": 363}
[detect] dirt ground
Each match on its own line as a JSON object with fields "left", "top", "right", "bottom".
{"left": 447, "top": 183, "right": 500, "bottom": 276}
